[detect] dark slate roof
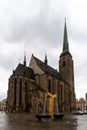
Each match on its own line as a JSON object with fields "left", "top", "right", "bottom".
{"left": 12, "top": 63, "right": 35, "bottom": 79}
{"left": 33, "top": 55, "right": 62, "bottom": 79}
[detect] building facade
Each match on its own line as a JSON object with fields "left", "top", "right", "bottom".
{"left": 7, "top": 21, "right": 76, "bottom": 113}
{"left": 76, "top": 98, "right": 86, "bottom": 111}
{"left": 85, "top": 93, "right": 87, "bottom": 110}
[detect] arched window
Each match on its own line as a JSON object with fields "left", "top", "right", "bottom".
{"left": 19, "top": 79, "right": 22, "bottom": 105}
{"left": 60, "top": 85, "right": 62, "bottom": 101}
{"left": 13, "top": 78, "right": 17, "bottom": 105}
{"left": 25, "top": 81, "right": 29, "bottom": 112}
{"left": 48, "top": 79, "right": 51, "bottom": 92}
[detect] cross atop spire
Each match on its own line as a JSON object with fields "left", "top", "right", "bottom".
{"left": 62, "top": 19, "right": 69, "bottom": 53}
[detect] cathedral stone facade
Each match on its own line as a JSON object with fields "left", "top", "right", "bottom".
{"left": 7, "top": 21, "right": 76, "bottom": 113}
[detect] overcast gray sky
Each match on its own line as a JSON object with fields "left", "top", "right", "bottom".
{"left": 0, "top": 0, "right": 87, "bottom": 100}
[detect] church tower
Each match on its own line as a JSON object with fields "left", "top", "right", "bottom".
{"left": 59, "top": 20, "right": 76, "bottom": 111}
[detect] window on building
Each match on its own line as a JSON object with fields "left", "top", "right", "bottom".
{"left": 48, "top": 79, "right": 51, "bottom": 92}
{"left": 19, "top": 79, "right": 22, "bottom": 105}
{"left": 60, "top": 85, "right": 62, "bottom": 101}
{"left": 13, "top": 78, "right": 17, "bottom": 105}
{"left": 25, "top": 81, "right": 29, "bottom": 112}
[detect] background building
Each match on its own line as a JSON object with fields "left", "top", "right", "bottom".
{"left": 7, "top": 21, "right": 76, "bottom": 113}
{"left": 0, "top": 99, "right": 6, "bottom": 111}
{"left": 85, "top": 93, "right": 87, "bottom": 110}
{"left": 76, "top": 98, "right": 86, "bottom": 111}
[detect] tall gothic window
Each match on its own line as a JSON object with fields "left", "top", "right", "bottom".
{"left": 60, "top": 85, "right": 62, "bottom": 101}
{"left": 19, "top": 79, "right": 22, "bottom": 105}
{"left": 48, "top": 79, "right": 51, "bottom": 92}
{"left": 13, "top": 78, "right": 17, "bottom": 105}
{"left": 25, "top": 81, "right": 29, "bottom": 112}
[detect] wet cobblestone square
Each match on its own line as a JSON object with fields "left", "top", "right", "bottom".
{"left": 0, "top": 112, "right": 87, "bottom": 130}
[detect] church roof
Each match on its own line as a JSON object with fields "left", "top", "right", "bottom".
{"left": 33, "top": 55, "right": 62, "bottom": 79}
{"left": 12, "top": 63, "right": 35, "bottom": 79}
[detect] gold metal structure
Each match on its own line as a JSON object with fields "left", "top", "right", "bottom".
{"left": 46, "top": 92, "right": 57, "bottom": 119}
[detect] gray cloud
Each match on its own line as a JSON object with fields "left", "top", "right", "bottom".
{"left": 0, "top": 0, "right": 69, "bottom": 46}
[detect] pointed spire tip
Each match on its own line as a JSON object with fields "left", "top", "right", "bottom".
{"left": 62, "top": 20, "right": 69, "bottom": 53}
{"left": 44, "top": 51, "right": 48, "bottom": 65}
{"left": 23, "top": 50, "right": 26, "bottom": 66}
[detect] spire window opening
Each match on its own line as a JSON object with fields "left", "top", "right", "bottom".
{"left": 62, "top": 60, "right": 66, "bottom": 67}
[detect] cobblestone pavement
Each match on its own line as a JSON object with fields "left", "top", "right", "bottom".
{"left": 0, "top": 111, "right": 87, "bottom": 130}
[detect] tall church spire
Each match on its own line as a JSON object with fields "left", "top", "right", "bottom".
{"left": 63, "top": 19, "right": 69, "bottom": 53}
{"left": 59, "top": 20, "right": 76, "bottom": 111}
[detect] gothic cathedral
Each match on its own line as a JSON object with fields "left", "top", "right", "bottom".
{"left": 7, "top": 21, "right": 76, "bottom": 113}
